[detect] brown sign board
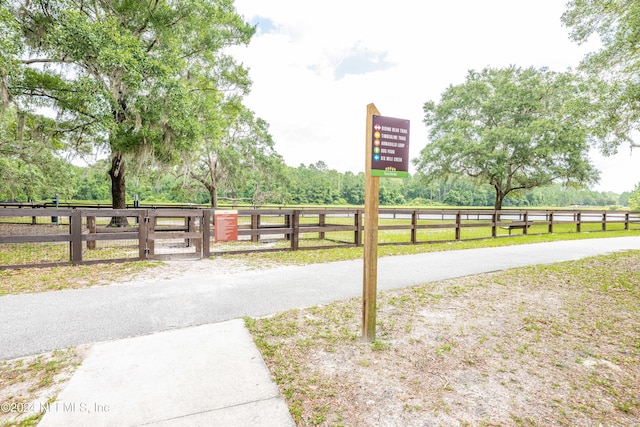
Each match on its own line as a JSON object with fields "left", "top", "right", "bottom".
{"left": 214, "top": 210, "right": 238, "bottom": 242}
{"left": 371, "top": 115, "right": 410, "bottom": 177}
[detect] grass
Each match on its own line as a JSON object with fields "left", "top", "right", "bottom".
{"left": 223, "top": 228, "right": 640, "bottom": 268}
{"left": 0, "top": 243, "right": 70, "bottom": 266}
{"left": 0, "top": 347, "right": 84, "bottom": 427}
{"left": 245, "top": 250, "right": 640, "bottom": 426}
{"left": 0, "top": 261, "right": 162, "bottom": 296}
{"left": 1, "top": 220, "right": 639, "bottom": 295}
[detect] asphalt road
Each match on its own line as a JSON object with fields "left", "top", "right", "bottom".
{"left": 2, "top": 236, "right": 639, "bottom": 360}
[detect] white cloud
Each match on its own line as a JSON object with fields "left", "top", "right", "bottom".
{"left": 230, "top": 0, "right": 638, "bottom": 193}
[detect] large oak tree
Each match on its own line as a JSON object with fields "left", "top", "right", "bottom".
{"left": 562, "top": 0, "right": 640, "bottom": 154}
{"left": 414, "top": 66, "right": 599, "bottom": 210}
{"left": 1, "top": 0, "right": 253, "bottom": 222}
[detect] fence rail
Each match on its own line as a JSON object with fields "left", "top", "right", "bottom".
{"left": 1, "top": 207, "right": 639, "bottom": 269}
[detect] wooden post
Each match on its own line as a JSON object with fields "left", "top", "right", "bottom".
{"left": 577, "top": 212, "right": 582, "bottom": 233}
{"left": 290, "top": 211, "right": 300, "bottom": 251}
{"left": 70, "top": 210, "right": 83, "bottom": 266}
{"left": 355, "top": 209, "right": 363, "bottom": 247}
{"left": 285, "top": 214, "right": 291, "bottom": 241}
{"left": 251, "top": 214, "right": 260, "bottom": 242}
{"left": 411, "top": 211, "right": 418, "bottom": 244}
{"left": 202, "top": 210, "right": 211, "bottom": 258}
{"left": 523, "top": 211, "right": 529, "bottom": 235}
{"left": 602, "top": 212, "right": 607, "bottom": 231}
{"left": 148, "top": 216, "right": 156, "bottom": 257}
{"left": 491, "top": 211, "right": 497, "bottom": 238}
{"left": 87, "top": 216, "right": 97, "bottom": 250}
{"left": 138, "top": 211, "right": 148, "bottom": 260}
{"left": 184, "top": 216, "right": 190, "bottom": 247}
{"left": 549, "top": 212, "right": 554, "bottom": 234}
{"left": 455, "top": 211, "right": 461, "bottom": 240}
{"left": 363, "top": 103, "right": 380, "bottom": 342}
{"left": 625, "top": 212, "right": 630, "bottom": 231}
{"left": 192, "top": 215, "right": 202, "bottom": 254}
{"left": 318, "top": 213, "right": 326, "bottom": 240}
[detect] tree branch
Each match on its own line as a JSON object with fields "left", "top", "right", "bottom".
{"left": 12, "top": 88, "right": 101, "bottom": 121}
{"left": 133, "top": 0, "right": 159, "bottom": 35}
{"left": 21, "top": 58, "right": 73, "bottom": 65}
{"left": 626, "top": 135, "right": 640, "bottom": 148}
{"left": 55, "top": 119, "right": 100, "bottom": 135}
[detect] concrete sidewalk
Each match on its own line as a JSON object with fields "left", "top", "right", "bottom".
{"left": 38, "top": 320, "right": 295, "bottom": 427}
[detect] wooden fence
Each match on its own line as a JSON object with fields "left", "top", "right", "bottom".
{"left": 1, "top": 207, "right": 639, "bottom": 269}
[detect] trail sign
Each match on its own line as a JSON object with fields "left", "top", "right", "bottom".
{"left": 363, "top": 106, "right": 410, "bottom": 342}
{"left": 371, "top": 115, "right": 410, "bottom": 178}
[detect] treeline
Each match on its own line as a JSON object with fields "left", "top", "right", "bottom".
{"left": 10, "top": 160, "right": 628, "bottom": 209}
{"left": 282, "top": 162, "right": 626, "bottom": 208}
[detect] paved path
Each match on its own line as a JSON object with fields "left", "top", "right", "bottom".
{"left": 4, "top": 236, "right": 640, "bottom": 426}
{"left": 2, "top": 236, "right": 639, "bottom": 360}
{"left": 37, "top": 320, "right": 294, "bottom": 427}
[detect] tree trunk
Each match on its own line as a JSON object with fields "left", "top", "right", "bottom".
{"left": 208, "top": 184, "right": 218, "bottom": 208}
{"left": 108, "top": 152, "right": 129, "bottom": 227}
{"left": 494, "top": 188, "right": 505, "bottom": 211}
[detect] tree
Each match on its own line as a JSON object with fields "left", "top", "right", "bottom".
{"left": 414, "top": 66, "right": 599, "bottom": 210}
{"left": 0, "top": 106, "right": 75, "bottom": 200}
{"left": 562, "top": 0, "right": 640, "bottom": 154}
{"left": 340, "top": 172, "right": 364, "bottom": 205}
{"left": 2, "top": 0, "right": 253, "bottom": 223}
{"left": 379, "top": 179, "right": 405, "bottom": 205}
{"left": 71, "top": 160, "right": 112, "bottom": 201}
{"left": 185, "top": 100, "right": 285, "bottom": 207}
{"left": 629, "top": 183, "right": 640, "bottom": 210}
{"left": 283, "top": 163, "right": 346, "bottom": 205}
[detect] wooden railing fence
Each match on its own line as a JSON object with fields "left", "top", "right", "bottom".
{"left": 1, "top": 207, "right": 639, "bottom": 269}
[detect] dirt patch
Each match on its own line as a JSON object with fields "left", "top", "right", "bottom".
{"left": 110, "top": 256, "right": 255, "bottom": 284}
{"left": 247, "top": 251, "right": 640, "bottom": 426}
{"left": 0, "top": 346, "right": 90, "bottom": 426}
{"left": 0, "top": 254, "right": 258, "bottom": 295}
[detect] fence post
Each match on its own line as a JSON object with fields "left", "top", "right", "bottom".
{"left": 577, "top": 212, "right": 582, "bottom": 233}
{"left": 602, "top": 212, "right": 607, "bottom": 231}
{"left": 625, "top": 212, "right": 630, "bottom": 231}
{"left": 491, "top": 211, "right": 497, "bottom": 238}
{"left": 523, "top": 211, "right": 529, "bottom": 235}
{"left": 355, "top": 209, "right": 363, "bottom": 247}
{"left": 290, "top": 210, "right": 300, "bottom": 251}
{"left": 52, "top": 193, "right": 59, "bottom": 224}
{"left": 455, "top": 211, "right": 461, "bottom": 241}
{"left": 148, "top": 215, "right": 156, "bottom": 257}
{"left": 318, "top": 213, "right": 326, "bottom": 240}
{"left": 70, "top": 210, "right": 83, "bottom": 266}
{"left": 251, "top": 214, "right": 260, "bottom": 242}
{"left": 87, "top": 216, "right": 96, "bottom": 250}
{"left": 285, "top": 214, "right": 291, "bottom": 241}
{"left": 548, "top": 211, "right": 554, "bottom": 234}
{"left": 202, "top": 210, "right": 211, "bottom": 258}
{"left": 411, "top": 211, "right": 418, "bottom": 244}
{"left": 191, "top": 215, "right": 202, "bottom": 253}
{"left": 138, "top": 210, "right": 148, "bottom": 260}
{"left": 184, "top": 216, "right": 190, "bottom": 247}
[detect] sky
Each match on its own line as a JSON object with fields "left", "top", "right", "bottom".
{"left": 228, "top": 0, "right": 640, "bottom": 194}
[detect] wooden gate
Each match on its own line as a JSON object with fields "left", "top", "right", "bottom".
{"left": 144, "top": 210, "right": 210, "bottom": 260}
